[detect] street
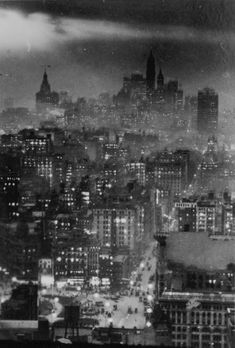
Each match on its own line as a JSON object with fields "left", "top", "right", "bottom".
{"left": 40, "top": 241, "right": 158, "bottom": 330}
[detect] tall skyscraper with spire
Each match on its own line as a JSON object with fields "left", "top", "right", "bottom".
{"left": 36, "top": 70, "right": 59, "bottom": 111}
{"left": 157, "top": 68, "right": 164, "bottom": 89}
{"left": 39, "top": 70, "right": 51, "bottom": 95}
{"left": 146, "top": 50, "right": 156, "bottom": 96}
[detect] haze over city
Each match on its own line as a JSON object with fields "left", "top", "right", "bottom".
{"left": 0, "top": 1, "right": 235, "bottom": 347}
{"left": 0, "top": 0, "right": 235, "bottom": 110}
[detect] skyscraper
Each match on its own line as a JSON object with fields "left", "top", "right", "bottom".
{"left": 146, "top": 50, "right": 156, "bottom": 95}
{"left": 157, "top": 68, "right": 164, "bottom": 89}
{"left": 36, "top": 70, "right": 59, "bottom": 111}
{"left": 197, "top": 87, "right": 218, "bottom": 134}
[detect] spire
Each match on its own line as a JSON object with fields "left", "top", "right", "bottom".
{"left": 43, "top": 69, "right": 48, "bottom": 82}
{"left": 40, "top": 69, "right": 51, "bottom": 94}
{"left": 148, "top": 49, "right": 154, "bottom": 61}
{"left": 157, "top": 66, "right": 164, "bottom": 88}
{"left": 146, "top": 50, "right": 156, "bottom": 93}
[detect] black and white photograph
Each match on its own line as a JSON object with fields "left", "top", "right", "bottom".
{"left": 0, "top": 1, "right": 234, "bottom": 347}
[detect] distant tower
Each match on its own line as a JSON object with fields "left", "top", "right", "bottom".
{"left": 36, "top": 69, "right": 59, "bottom": 110}
{"left": 157, "top": 68, "right": 164, "bottom": 89}
{"left": 197, "top": 87, "right": 218, "bottom": 134}
{"left": 146, "top": 50, "right": 156, "bottom": 95}
{"left": 40, "top": 70, "right": 51, "bottom": 95}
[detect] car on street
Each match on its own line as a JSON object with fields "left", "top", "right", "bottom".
{"left": 95, "top": 301, "right": 104, "bottom": 307}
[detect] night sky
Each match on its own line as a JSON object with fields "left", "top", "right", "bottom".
{"left": 0, "top": 0, "right": 234, "bottom": 110}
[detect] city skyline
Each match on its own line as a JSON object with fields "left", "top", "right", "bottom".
{"left": 0, "top": 1, "right": 235, "bottom": 347}
{"left": 0, "top": 1, "right": 234, "bottom": 110}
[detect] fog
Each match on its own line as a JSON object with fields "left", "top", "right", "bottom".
{"left": 0, "top": 8, "right": 234, "bottom": 110}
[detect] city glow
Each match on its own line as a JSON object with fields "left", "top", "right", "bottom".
{"left": 0, "top": 5, "right": 231, "bottom": 346}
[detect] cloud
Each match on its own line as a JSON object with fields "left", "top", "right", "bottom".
{"left": 0, "top": 8, "right": 233, "bottom": 54}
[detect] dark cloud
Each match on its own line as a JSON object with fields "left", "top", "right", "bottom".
{"left": 2, "top": 0, "right": 235, "bottom": 31}
{"left": 0, "top": 1, "right": 234, "bottom": 110}
{"left": 0, "top": 8, "right": 233, "bottom": 54}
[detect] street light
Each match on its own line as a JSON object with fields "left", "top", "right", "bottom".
{"left": 108, "top": 317, "right": 113, "bottom": 324}
{"left": 146, "top": 321, "right": 151, "bottom": 328}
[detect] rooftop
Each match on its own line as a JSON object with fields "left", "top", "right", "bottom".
{"left": 0, "top": 320, "right": 38, "bottom": 330}
{"left": 161, "top": 291, "right": 235, "bottom": 303}
{"left": 113, "top": 255, "right": 128, "bottom": 263}
{"left": 166, "top": 232, "right": 235, "bottom": 270}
